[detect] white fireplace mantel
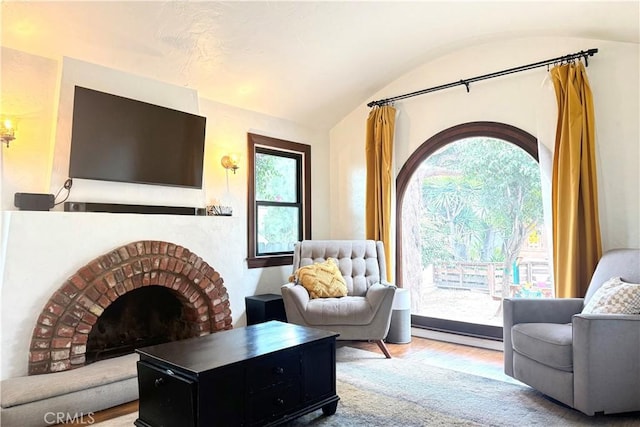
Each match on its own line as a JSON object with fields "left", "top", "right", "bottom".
{"left": 0, "top": 210, "right": 245, "bottom": 380}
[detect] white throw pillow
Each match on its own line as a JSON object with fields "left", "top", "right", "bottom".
{"left": 582, "top": 276, "right": 640, "bottom": 315}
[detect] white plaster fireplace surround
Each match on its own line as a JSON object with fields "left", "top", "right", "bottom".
{"left": 0, "top": 211, "right": 246, "bottom": 380}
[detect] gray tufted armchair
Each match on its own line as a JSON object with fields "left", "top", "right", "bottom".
{"left": 503, "top": 248, "right": 640, "bottom": 415}
{"left": 281, "top": 240, "right": 397, "bottom": 358}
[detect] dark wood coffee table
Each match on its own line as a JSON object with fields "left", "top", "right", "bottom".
{"left": 135, "top": 321, "right": 339, "bottom": 426}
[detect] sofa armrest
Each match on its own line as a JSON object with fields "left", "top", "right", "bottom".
{"left": 281, "top": 283, "right": 311, "bottom": 326}
{"left": 503, "top": 297, "right": 584, "bottom": 376}
{"left": 365, "top": 283, "right": 397, "bottom": 310}
{"left": 572, "top": 314, "right": 640, "bottom": 415}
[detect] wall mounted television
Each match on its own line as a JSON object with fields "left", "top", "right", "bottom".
{"left": 69, "top": 86, "right": 206, "bottom": 189}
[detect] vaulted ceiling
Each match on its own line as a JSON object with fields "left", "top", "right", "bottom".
{"left": 2, "top": 1, "right": 639, "bottom": 129}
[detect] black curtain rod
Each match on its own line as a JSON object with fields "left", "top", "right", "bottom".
{"left": 367, "top": 48, "right": 598, "bottom": 108}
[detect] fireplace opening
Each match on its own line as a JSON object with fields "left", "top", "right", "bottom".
{"left": 86, "top": 286, "right": 194, "bottom": 363}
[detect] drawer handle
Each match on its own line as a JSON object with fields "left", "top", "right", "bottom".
{"left": 273, "top": 367, "right": 284, "bottom": 375}
{"left": 154, "top": 378, "right": 165, "bottom": 387}
{"left": 275, "top": 398, "right": 284, "bottom": 406}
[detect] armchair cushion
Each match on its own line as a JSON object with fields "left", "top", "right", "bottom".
{"left": 511, "top": 323, "right": 573, "bottom": 372}
{"left": 581, "top": 276, "right": 640, "bottom": 315}
{"left": 301, "top": 283, "right": 393, "bottom": 325}
{"left": 290, "top": 258, "right": 348, "bottom": 299}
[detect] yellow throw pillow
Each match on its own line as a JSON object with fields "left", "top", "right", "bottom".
{"left": 290, "top": 258, "right": 348, "bottom": 299}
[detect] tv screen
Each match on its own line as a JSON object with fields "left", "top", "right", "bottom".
{"left": 69, "top": 86, "right": 206, "bottom": 189}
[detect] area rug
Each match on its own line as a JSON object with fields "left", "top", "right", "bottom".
{"left": 96, "top": 346, "right": 639, "bottom": 426}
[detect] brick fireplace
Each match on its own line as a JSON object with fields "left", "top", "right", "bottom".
{"left": 27, "top": 240, "right": 233, "bottom": 375}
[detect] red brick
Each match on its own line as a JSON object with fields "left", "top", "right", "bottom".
{"left": 82, "top": 312, "right": 98, "bottom": 325}
{"left": 124, "top": 278, "right": 134, "bottom": 292}
{"left": 99, "top": 255, "right": 113, "bottom": 269}
{"left": 78, "top": 266, "right": 96, "bottom": 282}
{"left": 132, "top": 260, "right": 144, "bottom": 275}
{"left": 72, "top": 334, "right": 88, "bottom": 344}
{"left": 70, "top": 304, "right": 86, "bottom": 320}
{"left": 167, "top": 243, "right": 176, "bottom": 256}
{"left": 29, "top": 362, "right": 50, "bottom": 375}
{"left": 70, "top": 274, "right": 87, "bottom": 290}
{"left": 85, "top": 287, "right": 100, "bottom": 302}
{"left": 93, "top": 281, "right": 107, "bottom": 295}
{"left": 118, "top": 246, "right": 131, "bottom": 261}
{"left": 174, "top": 260, "right": 185, "bottom": 274}
{"left": 70, "top": 355, "right": 86, "bottom": 365}
{"left": 142, "top": 241, "right": 151, "bottom": 254}
{"left": 61, "top": 313, "right": 81, "bottom": 327}
{"left": 167, "top": 258, "right": 177, "bottom": 272}
{"left": 45, "top": 301, "right": 64, "bottom": 317}
{"left": 57, "top": 326, "right": 75, "bottom": 337}
{"left": 141, "top": 258, "right": 152, "bottom": 273}
{"left": 175, "top": 246, "right": 184, "bottom": 259}
{"left": 88, "top": 260, "right": 104, "bottom": 274}
{"left": 152, "top": 257, "right": 161, "bottom": 270}
{"left": 29, "top": 350, "right": 50, "bottom": 362}
{"left": 76, "top": 322, "right": 91, "bottom": 334}
{"left": 52, "top": 338, "right": 72, "bottom": 349}
{"left": 159, "top": 241, "right": 169, "bottom": 254}
{"left": 189, "top": 291, "right": 200, "bottom": 304}
{"left": 128, "top": 243, "right": 140, "bottom": 257}
{"left": 104, "top": 272, "right": 117, "bottom": 288}
{"left": 51, "top": 349, "right": 70, "bottom": 361}
{"left": 98, "top": 295, "right": 111, "bottom": 308}
{"left": 151, "top": 241, "right": 160, "bottom": 254}
{"left": 193, "top": 296, "right": 205, "bottom": 309}
{"left": 115, "top": 283, "right": 126, "bottom": 296}
{"left": 108, "top": 251, "right": 122, "bottom": 265}
{"left": 159, "top": 257, "right": 169, "bottom": 270}
{"left": 132, "top": 275, "right": 143, "bottom": 288}
{"left": 71, "top": 344, "right": 86, "bottom": 356}
{"left": 142, "top": 272, "right": 151, "bottom": 286}
{"left": 198, "top": 277, "right": 211, "bottom": 291}
{"left": 123, "top": 264, "right": 134, "bottom": 278}
{"left": 61, "top": 282, "right": 80, "bottom": 299}
{"left": 50, "top": 360, "right": 71, "bottom": 372}
{"left": 114, "top": 268, "right": 125, "bottom": 283}
{"left": 38, "top": 313, "right": 57, "bottom": 327}
{"left": 32, "top": 340, "right": 50, "bottom": 349}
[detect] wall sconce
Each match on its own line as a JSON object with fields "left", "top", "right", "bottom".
{"left": 1, "top": 118, "right": 16, "bottom": 147}
{"left": 221, "top": 154, "right": 239, "bottom": 174}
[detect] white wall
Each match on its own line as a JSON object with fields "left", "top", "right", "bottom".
{"left": 330, "top": 37, "right": 640, "bottom": 258}
{"left": 0, "top": 52, "right": 330, "bottom": 380}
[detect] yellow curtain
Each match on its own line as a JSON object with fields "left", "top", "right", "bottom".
{"left": 550, "top": 62, "right": 602, "bottom": 298}
{"left": 365, "top": 105, "right": 396, "bottom": 282}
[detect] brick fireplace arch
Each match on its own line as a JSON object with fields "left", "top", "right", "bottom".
{"left": 28, "top": 240, "right": 232, "bottom": 375}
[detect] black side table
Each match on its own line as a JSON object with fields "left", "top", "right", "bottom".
{"left": 245, "top": 294, "right": 287, "bottom": 325}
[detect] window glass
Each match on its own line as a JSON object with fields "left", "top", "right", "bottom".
{"left": 257, "top": 205, "right": 300, "bottom": 255}
{"left": 255, "top": 152, "right": 297, "bottom": 203}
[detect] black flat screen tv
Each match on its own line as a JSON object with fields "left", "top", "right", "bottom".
{"left": 69, "top": 86, "right": 206, "bottom": 189}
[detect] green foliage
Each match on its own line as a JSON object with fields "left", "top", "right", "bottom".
{"left": 255, "top": 152, "right": 300, "bottom": 250}
{"left": 420, "top": 137, "right": 543, "bottom": 267}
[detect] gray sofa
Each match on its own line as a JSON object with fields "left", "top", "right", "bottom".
{"left": 503, "top": 248, "right": 640, "bottom": 415}
{"left": 0, "top": 353, "right": 138, "bottom": 426}
{"left": 281, "top": 240, "right": 396, "bottom": 358}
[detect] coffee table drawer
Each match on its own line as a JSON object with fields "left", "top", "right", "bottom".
{"left": 247, "top": 350, "right": 301, "bottom": 393}
{"left": 248, "top": 381, "right": 302, "bottom": 424}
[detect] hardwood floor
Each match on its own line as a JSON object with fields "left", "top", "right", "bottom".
{"left": 59, "top": 336, "right": 504, "bottom": 425}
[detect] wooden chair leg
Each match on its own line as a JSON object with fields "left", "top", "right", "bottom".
{"left": 375, "top": 339, "right": 392, "bottom": 359}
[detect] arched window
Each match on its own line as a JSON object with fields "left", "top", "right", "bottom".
{"left": 396, "top": 122, "right": 551, "bottom": 339}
